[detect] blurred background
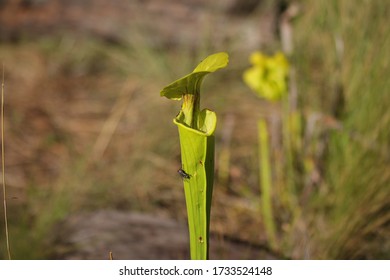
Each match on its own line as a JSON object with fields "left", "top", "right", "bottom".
{"left": 0, "top": 0, "right": 389, "bottom": 259}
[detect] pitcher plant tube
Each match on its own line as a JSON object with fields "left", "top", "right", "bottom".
{"left": 160, "top": 52, "right": 229, "bottom": 260}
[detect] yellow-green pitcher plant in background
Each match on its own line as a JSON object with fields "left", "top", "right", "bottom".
{"left": 161, "top": 52, "right": 229, "bottom": 260}
{"left": 243, "top": 51, "right": 290, "bottom": 251}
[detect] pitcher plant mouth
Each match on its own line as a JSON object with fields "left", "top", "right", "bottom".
{"left": 161, "top": 52, "right": 228, "bottom": 132}
{"left": 174, "top": 108, "right": 217, "bottom": 136}
{"left": 160, "top": 52, "right": 229, "bottom": 260}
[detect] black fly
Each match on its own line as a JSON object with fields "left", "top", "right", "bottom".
{"left": 178, "top": 168, "right": 191, "bottom": 180}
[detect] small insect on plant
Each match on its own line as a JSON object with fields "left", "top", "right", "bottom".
{"left": 178, "top": 168, "right": 191, "bottom": 180}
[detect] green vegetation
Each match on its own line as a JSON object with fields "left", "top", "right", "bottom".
{"left": 292, "top": 0, "right": 390, "bottom": 259}
{"left": 243, "top": 51, "right": 290, "bottom": 251}
{"left": 161, "top": 52, "right": 229, "bottom": 260}
{"left": 1, "top": 1, "right": 389, "bottom": 259}
{"left": 257, "top": 119, "right": 277, "bottom": 250}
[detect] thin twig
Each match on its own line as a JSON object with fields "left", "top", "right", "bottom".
{"left": 2, "top": 64, "right": 11, "bottom": 259}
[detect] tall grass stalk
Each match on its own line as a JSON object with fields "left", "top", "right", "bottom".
{"left": 1, "top": 64, "right": 11, "bottom": 259}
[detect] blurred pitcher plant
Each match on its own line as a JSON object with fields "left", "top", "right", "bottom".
{"left": 243, "top": 51, "right": 302, "bottom": 251}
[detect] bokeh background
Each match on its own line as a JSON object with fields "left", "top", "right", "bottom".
{"left": 0, "top": 0, "right": 389, "bottom": 259}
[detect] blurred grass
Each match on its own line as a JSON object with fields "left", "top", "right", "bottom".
{"left": 0, "top": 0, "right": 389, "bottom": 259}
{"left": 323, "top": 0, "right": 390, "bottom": 258}
{"left": 293, "top": 0, "right": 390, "bottom": 259}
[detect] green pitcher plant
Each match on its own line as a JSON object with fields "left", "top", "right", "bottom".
{"left": 243, "top": 51, "right": 290, "bottom": 251}
{"left": 160, "top": 52, "right": 229, "bottom": 260}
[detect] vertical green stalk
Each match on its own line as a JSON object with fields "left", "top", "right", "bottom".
{"left": 258, "top": 119, "right": 277, "bottom": 250}
{"left": 161, "top": 52, "right": 229, "bottom": 259}
{"left": 281, "top": 95, "right": 299, "bottom": 218}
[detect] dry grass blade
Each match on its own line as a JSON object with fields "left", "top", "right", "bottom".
{"left": 89, "top": 81, "right": 139, "bottom": 163}
{"left": 2, "top": 64, "right": 11, "bottom": 259}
